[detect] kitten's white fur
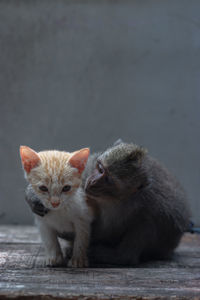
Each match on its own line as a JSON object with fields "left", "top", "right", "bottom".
{"left": 29, "top": 184, "right": 92, "bottom": 267}
{"left": 20, "top": 147, "right": 93, "bottom": 268}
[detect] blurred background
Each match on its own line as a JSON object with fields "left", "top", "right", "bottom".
{"left": 0, "top": 0, "right": 199, "bottom": 225}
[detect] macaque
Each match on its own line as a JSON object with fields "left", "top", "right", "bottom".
{"left": 25, "top": 141, "right": 190, "bottom": 266}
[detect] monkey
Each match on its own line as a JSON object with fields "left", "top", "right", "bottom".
{"left": 25, "top": 141, "right": 190, "bottom": 266}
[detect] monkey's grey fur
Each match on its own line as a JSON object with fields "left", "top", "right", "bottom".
{"left": 25, "top": 142, "right": 190, "bottom": 266}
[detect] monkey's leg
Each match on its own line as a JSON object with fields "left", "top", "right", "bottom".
{"left": 89, "top": 233, "right": 142, "bottom": 266}
{"left": 90, "top": 222, "right": 155, "bottom": 266}
{"left": 89, "top": 243, "right": 139, "bottom": 266}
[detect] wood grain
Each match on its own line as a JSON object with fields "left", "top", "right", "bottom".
{"left": 0, "top": 226, "right": 200, "bottom": 299}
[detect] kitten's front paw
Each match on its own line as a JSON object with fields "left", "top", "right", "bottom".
{"left": 45, "top": 253, "right": 64, "bottom": 267}
{"left": 68, "top": 255, "right": 88, "bottom": 268}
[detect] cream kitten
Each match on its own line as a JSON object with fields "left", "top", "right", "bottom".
{"left": 20, "top": 146, "right": 93, "bottom": 267}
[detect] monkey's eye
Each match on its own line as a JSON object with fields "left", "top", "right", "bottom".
{"left": 97, "top": 162, "right": 104, "bottom": 174}
{"left": 39, "top": 185, "right": 48, "bottom": 192}
{"left": 62, "top": 185, "right": 71, "bottom": 192}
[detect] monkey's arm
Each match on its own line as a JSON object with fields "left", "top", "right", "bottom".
{"left": 89, "top": 232, "right": 140, "bottom": 267}
{"left": 89, "top": 224, "right": 150, "bottom": 266}
{"left": 25, "top": 185, "right": 49, "bottom": 217}
{"left": 89, "top": 213, "right": 159, "bottom": 267}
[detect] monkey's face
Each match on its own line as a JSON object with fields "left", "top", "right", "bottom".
{"left": 85, "top": 159, "right": 118, "bottom": 199}
{"left": 85, "top": 143, "right": 148, "bottom": 200}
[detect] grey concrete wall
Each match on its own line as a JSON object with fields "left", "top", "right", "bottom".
{"left": 0, "top": 0, "right": 199, "bottom": 225}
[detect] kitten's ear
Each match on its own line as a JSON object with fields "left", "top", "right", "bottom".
{"left": 20, "top": 146, "right": 41, "bottom": 174}
{"left": 69, "top": 148, "right": 90, "bottom": 174}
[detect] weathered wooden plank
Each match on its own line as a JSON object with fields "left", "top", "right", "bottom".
{"left": 0, "top": 268, "right": 200, "bottom": 299}
{"left": 1, "top": 242, "right": 200, "bottom": 270}
{"left": 0, "top": 225, "right": 40, "bottom": 244}
{"left": 0, "top": 225, "right": 199, "bottom": 249}
{"left": 0, "top": 225, "right": 199, "bottom": 250}
{"left": 0, "top": 244, "right": 44, "bottom": 269}
{"left": 0, "top": 226, "right": 200, "bottom": 299}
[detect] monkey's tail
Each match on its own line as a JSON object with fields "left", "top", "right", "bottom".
{"left": 187, "top": 221, "right": 200, "bottom": 234}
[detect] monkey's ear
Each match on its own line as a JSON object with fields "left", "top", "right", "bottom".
{"left": 20, "top": 146, "right": 41, "bottom": 173}
{"left": 129, "top": 146, "right": 147, "bottom": 164}
{"left": 69, "top": 148, "right": 90, "bottom": 174}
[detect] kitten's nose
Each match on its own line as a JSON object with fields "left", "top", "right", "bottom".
{"left": 51, "top": 202, "right": 60, "bottom": 208}
{"left": 50, "top": 198, "right": 60, "bottom": 208}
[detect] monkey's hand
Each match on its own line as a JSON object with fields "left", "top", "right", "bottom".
{"left": 25, "top": 185, "right": 49, "bottom": 217}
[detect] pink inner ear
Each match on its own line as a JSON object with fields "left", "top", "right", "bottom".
{"left": 69, "top": 148, "right": 90, "bottom": 174}
{"left": 20, "top": 146, "right": 40, "bottom": 173}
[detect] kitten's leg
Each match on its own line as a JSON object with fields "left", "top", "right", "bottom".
{"left": 68, "top": 220, "right": 90, "bottom": 268}
{"left": 36, "top": 218, "right": 64, "bottom": 267}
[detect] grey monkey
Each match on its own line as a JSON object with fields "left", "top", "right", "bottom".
{"left": 25, "top": 141, "right": 190, "bottom": 266}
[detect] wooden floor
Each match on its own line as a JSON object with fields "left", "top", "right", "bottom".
{"left": 0, "top": 226, "right": 200, "bottom": 299}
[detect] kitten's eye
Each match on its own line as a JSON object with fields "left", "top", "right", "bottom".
{"left": 62, "top": 185, "right": 71, "bottom": 192}
{"left": 39, "top": 185, "right": 48, "bottom": 192}
{"left": 97, "top": 162, "right": 104, "bottom": 174}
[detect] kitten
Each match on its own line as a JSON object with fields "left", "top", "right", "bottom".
{"left": 20, "top": 146, "right": 93, "bottom": 267}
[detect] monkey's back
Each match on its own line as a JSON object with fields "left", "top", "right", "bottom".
{"left": 136, "top": 155, "right": 191, "bottom": 260}
{"left": 84, "top": 150, "right": 191, "bottom": 264}
{"left": 24, "top": 143, "right": 191, "bottom": 265}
